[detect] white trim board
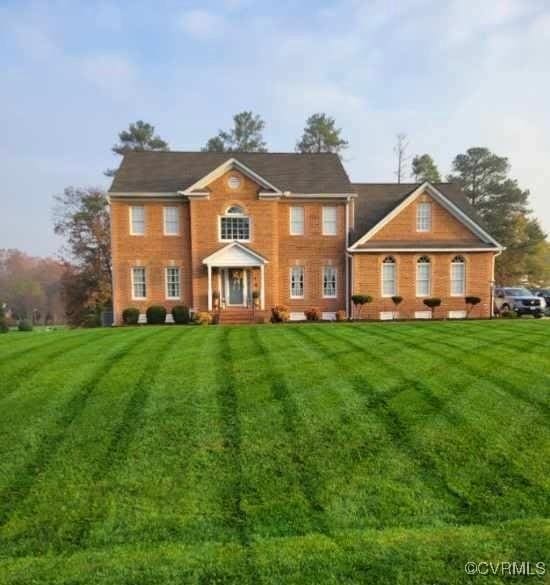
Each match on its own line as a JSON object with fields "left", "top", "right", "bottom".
{"left": 181, "top": 158, "right": 282, "bottom": 195}
{"left": 348, "top": 182, "right": 503, "bottom": 251}
{"left": 202, "top": 241, "right": 269, "bottom": 266}
{"left": 348, "top": 247, "right": 499, "bottom": 253}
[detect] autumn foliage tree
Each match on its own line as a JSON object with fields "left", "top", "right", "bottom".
{"left": 53, "top": 187, "right": 112, "bottom": 326}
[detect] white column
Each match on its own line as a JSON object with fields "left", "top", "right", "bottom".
{"left": 260, "top": 264, "right": 265, "bottom": 310}
{"left": 207, "top": 264, "right": 212, "bottom": 311}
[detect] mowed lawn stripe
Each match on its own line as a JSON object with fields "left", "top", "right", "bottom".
{"left": 0, "top": 328, "right": 121, "bottom": 402}
{"left": 290, "top": 324, "right": 469, "bottom": 529}
{"left": 0, "top": 331, "right": 119, "bottom": 400}
{"left": 0, "top": 327, "right": 171, "bottom": 556}
{"left": 332, "top": 324, "right": 549, "bottom": 521}
{"left": 233, "top": 326, "right": 324, "bottom": 538}
{"left": 0, "top": 327, "right": 148, "bottom": 523}
{"left": 81, "top": 327, "right": 230, "bottom": 548}
{"left": 0, "top": 328, "right": 109, "bottom": 363}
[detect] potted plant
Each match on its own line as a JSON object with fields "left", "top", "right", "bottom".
{"left": 351, "top": 294, "right": 373, "bottom": 319}
{"left": 391, "top": 295, "right": 403, "bottom": 320}
{"left": 252, "top": 290, "right": 260, "bottom": 309}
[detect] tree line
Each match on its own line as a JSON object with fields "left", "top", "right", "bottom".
{"left": 5, "top": 111, "right": 545, "bottom": 326}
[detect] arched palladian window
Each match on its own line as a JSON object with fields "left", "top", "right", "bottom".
{"left": 416, "top": 255, "right": 431, "bottom": 297}
{"left": 220, "top": 205, "right": 250, "bottom": 241}
{"left": 451, "top": 255, "right": 466, "bottom": 296}
{"left": 381, "top": 256, "right": 397, "bottom": 297}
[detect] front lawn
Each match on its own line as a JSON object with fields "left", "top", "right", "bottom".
{"left": 0, "top": 321, "right": 548, "bottom": 584}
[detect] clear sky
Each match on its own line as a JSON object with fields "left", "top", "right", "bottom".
{"left": 1, "top": 0, "right": 549, "bottom": 257}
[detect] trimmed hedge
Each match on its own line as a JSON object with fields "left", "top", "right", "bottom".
{"left": 18, "top": 319, "right": 33, "bottom": 332}
{"left": 270, "top": 305, "right": 290, "bottom": 323}
{"left": 305, "top": 308, "right": 321, "bottom": 321}
{"left": 172, "top": 305, "right": 190, "bottom": 324}
{"left": 122, "top": 308, "right": 140, "bottom": 325}
{"left": 146, "top": 305, "right": 167, "bottom": 325}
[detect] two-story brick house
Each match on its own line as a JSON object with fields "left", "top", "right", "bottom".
{"left": 109, "top": 151, "right": 502, "bottom": 323}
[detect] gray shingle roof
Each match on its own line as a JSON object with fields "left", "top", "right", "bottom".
{"left": 110, "top": 151, "right": 353, "bottom": 194}
{"left": 354, "top": 240, "right": 496, "bottom": 250}
{"left": 350, "top": 182, "right": 492, "bottom": 245}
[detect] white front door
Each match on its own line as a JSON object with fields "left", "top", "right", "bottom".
{"left": 225, "top": 269, "right": 247, "bottom": 306}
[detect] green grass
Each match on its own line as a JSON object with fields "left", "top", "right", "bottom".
{"left": 0, "top": 321, "right": 548, "bottom": 584}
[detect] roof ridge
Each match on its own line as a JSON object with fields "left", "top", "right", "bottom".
{"left": 124, "top": 150, "right": 339, "bottom": 156}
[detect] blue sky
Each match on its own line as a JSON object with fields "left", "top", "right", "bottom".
{"left": 1, "top": 0, "right": 549, "bottom": 256}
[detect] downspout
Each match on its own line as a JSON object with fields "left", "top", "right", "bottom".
{"left": 490, "top": 248, "right": 503, "bottom": 319}
{"left": 345, "top": 195, "right": 355, "bottom": 319}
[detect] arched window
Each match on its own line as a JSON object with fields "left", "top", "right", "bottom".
{"left": 451, "top": 255, "right": 466, "bottom": 296}
{"left": 220, "top": 205, "right": 250, "bottom": 241}
{"left": 381, "top": 256, "right": 397, "bottom": 296}
{"left": 416, "top": 256, "right": 431, "bottom": 297}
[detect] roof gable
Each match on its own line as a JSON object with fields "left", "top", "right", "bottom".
{"left": 202, "top": 242, "right": 269, "bottom": 267}
{"left": 183, "top": 158, "right": 281, "bottom": 195}
{"left": 110, "top": 151, "right": 353, "bottom": 195}
{"left": 350, "top": 182, "right": 502, "bottom": 250}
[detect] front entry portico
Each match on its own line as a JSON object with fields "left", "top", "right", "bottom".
{"left": 203, "top": 242, "right": 268, "bottom": 311}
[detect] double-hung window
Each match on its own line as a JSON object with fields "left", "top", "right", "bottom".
{"left": 130, "top": 206, "right": 145, "bottom": 235}
{"left": 416, "top": 202, "right": 431, "bottom": 232}
{"left": 132, "top": 267, "right": 146, "bottom": 299}
{"left": 451, "top": 256, "right": 466, "bottom": 296}
{"left": 323, "top": 266, "right": 337, "bottom": 298}
{"left": 322, "top": 206, "right": 337, "bottom": 235}
{"left": 290, "top": 206, "right": 304, "bottom": 235}
{"left": 416, "top": 256, "right": 431, "bottom": 297}
{"left": 166, "top": 267, "right": 181, "bottom": 299}
{"left": 381, "top": 256, "right": 397, "bottom": 296}
{"left": 164, "top": 207, "right": 180, "bottom": 235}
{"left": 220, "top": 206, "right": 250, "bottom": 241}
{"left": 290, "top": 266, "right": 304, "bottom": 298}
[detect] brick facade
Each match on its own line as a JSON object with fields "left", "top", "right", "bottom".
{"left": 110, "top": 165, "right": 498, "bottom": 323}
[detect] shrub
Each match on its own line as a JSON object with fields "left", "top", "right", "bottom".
{"left": 270, "top": 305, "right": 290, "bottom": 323}
{"left": 335, "top": 309, "right": 347, "bottom": 321}
{"left": 146, "top": 305, "right": 167, "bottom": 325}
{"left": 122, "top": 307, "right": 140, "bottom": 325}
{"left": 18, "top": 319, "right": 33, "bottom": 332}
{"left": 172, "top": 305, "right": 190, "bottom": 324}
{"left": 82, "top": 310, "right": 101, "bottom": 328}
{"left": 195, "top": 311, "right": 213, "bottom": 325}
{"left": 465, "top": 296, "right": 481, "bottom": 318}
{"left": 423, "top": 297, "right": 442, "bottom": 318}
{"left": 351, "top": 294, "right": 373, "bottom": 319}
{"left": 305, "top": 307, "right": 321, "bottom": 321}
{"left": 0, "top": 305, "right": 8, "bottom": 333}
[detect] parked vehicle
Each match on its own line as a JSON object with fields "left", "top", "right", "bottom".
{"left": 494, "top": 287, "right": 546, "bottom": 318}
{"left": 532, "top": 288, "right": 550, "bottom": 315}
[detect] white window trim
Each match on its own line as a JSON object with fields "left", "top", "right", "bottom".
{"left": 381, "top": 257, "right": 397, "bottom": 298}
{"left": 416, "top": 201, "right": 432, "bottom": 232}
{"left": 416, "top": 257, "right": 432, "bottom": 298}
{"left": 163, "top": 206, "right": 180, "bottom": 236}
{"left": 289, "top": 206, "right": 305, "bottom": 236}
{"left": 290, "top": 266, "right": 305, "bottom": 299}
{"left": 450, "top": 257, "right": 466, "bottom": 297}
{"left": 322, "top": 266, "right": 337, "bottom": 298}
{"left": 218, "top": 210, "right": 252, "bottom": 243}
{"left": 129, "top": 205, "right": 145, "bottom": 236}
{"left": 131, "top": 267, "right": 147, "bottom": 300}
{"left": 322, "top": 206, "right": 337, "bottom": 236}
{"left": 165, "top": 267, "right": 181, "bottom": 300}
